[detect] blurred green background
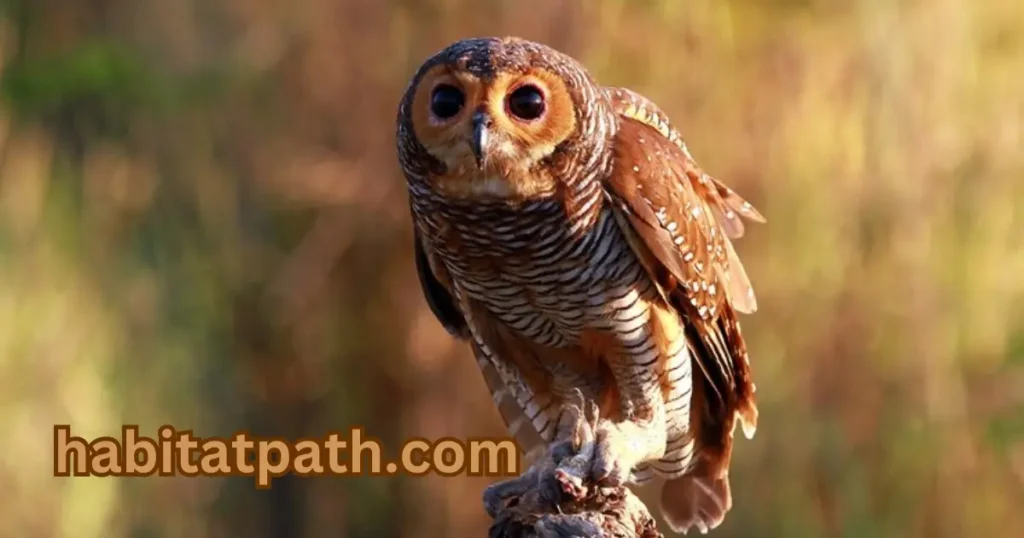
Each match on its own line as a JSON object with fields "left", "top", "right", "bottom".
{"left": 2, "top": 0, "right": 1023, "bottom": 537}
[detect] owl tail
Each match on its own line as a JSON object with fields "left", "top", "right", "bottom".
{"left": 658, "top": 413, "right": 738, "bottom": 535}
{"left": 659, "top": 469, "right": 733, "bottom": 535}
{"left": 660, "top": 310, "right": 755, "bottom": 534}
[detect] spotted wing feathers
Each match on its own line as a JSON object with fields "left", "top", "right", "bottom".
{"left": 603, "top": 87, "right": 761, "bottom": 317}
{"left": 605, "top": 87, "right": 765, "bottom": 242}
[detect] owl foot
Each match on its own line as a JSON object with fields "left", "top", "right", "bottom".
{"left": 485, "top": 391, "right": 657, "bottom": 518}
{"left": 549, "top": 418, "right": 638, "bottom": 498}
{"left": 539, "top": 390, "right": 644, "bottom": 507}
{"left": 482, "top": 394, "right": 596, "bottom": 519}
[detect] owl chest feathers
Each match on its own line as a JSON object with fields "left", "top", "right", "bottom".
{"left": 413, "top": 183, "right": 657, "bottom": 349}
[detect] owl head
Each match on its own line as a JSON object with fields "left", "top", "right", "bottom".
{"left": 396, "top": 37, "right": 614, "bottom": 200}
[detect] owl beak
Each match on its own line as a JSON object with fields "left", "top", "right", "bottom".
{"left": 471, "top": 111, "right": 490, "bottom": 168}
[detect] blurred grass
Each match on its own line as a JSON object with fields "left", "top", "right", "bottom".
{"left": 1, "top": 0, "right": 1022, "bottom": 537}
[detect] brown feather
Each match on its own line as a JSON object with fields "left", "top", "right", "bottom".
{"left": 604, "top": 118, "right": 757, "bottom": 317}
{"left": 472, "top": 340, "right": 548, "bottom": 456}
{"left": 412, "top": 222, "right": 559, "bottom": 456}
{"left": 463, "top": 298, "right": 612, "bottom": 454}
{"left": 604, "top": 87, "right": 762, "bottom": 315}
{"left": 605, "top": 86, "right": 766, "bottom": 237}
{"left": 412, "top": 224, "right": 469, "bottom": 339}
{"left": 578, "top": 329, "right": 628, "bottom": 422}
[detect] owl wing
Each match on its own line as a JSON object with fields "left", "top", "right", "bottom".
{"left": 412, "top": 224, "right": 549, "bottom": 457}
{"left": 601, "top": 86, "right": 761, "bottom": 438}
{"left": 601, "top": 87, "right": 763, "bottom": 532}
{"left": 603, "top": 88, "right": 766, "bottom": 244}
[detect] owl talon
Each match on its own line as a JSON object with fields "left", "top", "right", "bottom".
{"left": 550, "top": 394, "right": 597, "bottom": 461}
{"left": 539, "top": 397, "right": 599, "bottom": 502}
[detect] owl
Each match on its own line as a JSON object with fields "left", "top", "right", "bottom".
{"left": 396, "top": 37, "right": 764, "bottom": 534}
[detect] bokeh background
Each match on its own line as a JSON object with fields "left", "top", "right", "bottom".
{"left": 2, "top": 0, "right": 1023, "bottom": 537}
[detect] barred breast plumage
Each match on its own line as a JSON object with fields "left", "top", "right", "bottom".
{"left": 397, "top": 36, "right": 764, "bottom": 534}
{"left": 412, "top": 185, "right": 697, "bottom": 481}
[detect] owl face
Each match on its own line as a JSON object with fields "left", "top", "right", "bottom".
{"left": 399, "top": 37, "right": 600, "bottom": 200}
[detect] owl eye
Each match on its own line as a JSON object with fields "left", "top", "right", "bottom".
{"left": 430, "top": 84, "right": 464, "bottom": 119}
{"left": 507, "top": 85, "right": 545, "bottom": 120}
